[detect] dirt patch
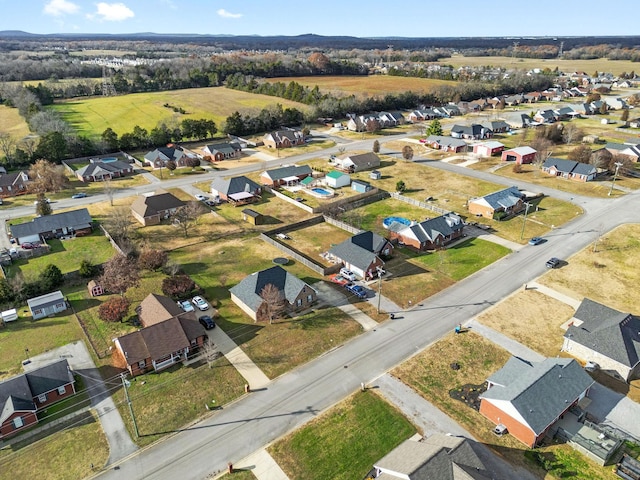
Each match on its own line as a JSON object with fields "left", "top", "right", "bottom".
{"left": 449, "top": 382, "right": 487, "bottom": 411}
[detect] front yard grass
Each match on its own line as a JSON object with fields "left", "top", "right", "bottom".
{"left": 3, "top": 231, "right": 114, "bottom": 279}
{"left": 117, "top": 356, "right": 247, "bottom": 447}
{"left": 268, "top": 390, "right": 416, "bottom": 480}
{"left": 393, "top": 332, "right": 619, "bottom": 480}
{"left": 476, "top": 289, "right": 576, "bottom": 358}
{"left": 0, "top": 412, "right": 109, "bottom": 480}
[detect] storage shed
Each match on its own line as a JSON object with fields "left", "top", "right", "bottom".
{"left": 27, "top": 291, "right": 67, "bottom": 320}
{"left": 325, "top": 170, "right": 351, "bottom": 188}
{"left": 352, "top": 180, "right": 373, "bottom": 193}
{"left": 242, "top": 208, "right": 264, "bottom": 225}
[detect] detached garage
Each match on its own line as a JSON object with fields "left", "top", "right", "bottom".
{"left": 473, "top": 141, "right": 504, "bottom": 157}
{"left": 27, "top": 291, "right": 68, "bottom": 320}
{"left": 501, "top": 146, "right": 537, "bottom": 164}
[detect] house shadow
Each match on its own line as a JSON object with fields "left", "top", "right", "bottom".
{"left": 68, "top": 297, "right": 101, "bottom": 313}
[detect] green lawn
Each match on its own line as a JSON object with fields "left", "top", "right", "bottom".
{"left": 269, "top": 391, "right": 416, "bottom": 480}
{"left": 4, "top": 231, "right": 115, "bottom": 279}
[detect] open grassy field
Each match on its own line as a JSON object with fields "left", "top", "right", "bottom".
{"left": 439, "top": 54, "right": 640, "bottom": 77}
{"left": 269, "top": 75, "right": 458, "bottom": 98}
{"left": 393, "top": 332, "right": 619, "bottom": 480}
{"left": 0, "top": 412, "right": 109, "bottom": 480}
{"left": 269, "top": 390, "right": 416, "bottom": 480}
{"left": 476, "top": 289, "right": 575, "bottom": 358}
{"left": 0, "top": 105, "right": 30, "bottom": 138}
{"left": 49, "top": 86, "right": 310, "bottom": 138}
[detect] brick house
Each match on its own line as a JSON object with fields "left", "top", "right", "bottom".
{"left": 203, "top": 142, "right": 242, "bottom": 161}
{"left": 260, "top": 165, "right": 312, "bottom": 188}
{"left": 387, "top": 213, "right": 464, "bottom": 251}
{"left": 542, "top": 158, "right": 596, "bottom": 182}
{"left": 467, "top": 186, "right": 525, "bottom": 219}
{"left": 76, "top": 160, "right": 134, "bottom": 182}
{"left": 10, "top": 208, "right": 93, "bottom": 245}
{"left": 130, "top": 189, "right": 186, "bottom": 226}
{"left": 0, "top": 171, "right": 29, "bottom": 198}
{"left": 262, "top": 129, "right": 305, "bottom": 149}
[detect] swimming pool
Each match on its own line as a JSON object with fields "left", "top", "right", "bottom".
{"left": 309, "top": 187, "right": 335, "bottom": 198}
{"left": 101, "top": 157, "right": 118, "bottom": 163}
{"left": 383, "top": 216, "right": 412, "bottom": 229}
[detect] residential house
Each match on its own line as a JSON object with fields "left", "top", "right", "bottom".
{"left": 144, "top": 145, "right": 199, "bottom": 169}
{"left": 467, "top": 186, "right": 525, "bottom": 219}
{"left": 328, "top": 231, "right": 393, "bottom": 280}
{"left": 346, "top": 114, "right": 375, "bottom": 132}
{"left": 130, "top": 189, "right": 186, "bottom": 226}
{"left": 229, "top": 266, "right": 316, "bottom": 322}
{"left": 27, "top": 291, "right": 68, "bottom": 320}
{"left": 0, "top": 171, "right": 29, "bottom": 198}
{"left": 629, "top": 118, "right": 640, "bottom": 129}
{"left": 473, "top": 141, "right": 504, "bottom": 157}
{"left": 210, "top": 175, "right": 262, "bottom": 204}
{"left": 75, "top": 159, "right": 134, "bottom": 182}
{"left": 333, "top": 152, "right": 380, "bottom": 173}
{"left": 479, "top": 357, "right": 594, "bottom": 448}
{"left": 260, "top": 165, "right": 312, "bottom": 188}
{"left": 562, "top": 298, "right": 640, "bottom": 382}
{"left": 324, "top": 170, "right": 351, "bottom": 189}
{"left": 136, "top": 293, "right": 186, "bottom": 327}
{"left": 407, "top": 108, "right": 437, "bottom": 122}
{"left": 480, "top": 120, "right": 511, "bottom": 134}
{"left": 556, "top": 106, "right": 580, "bottom": 120}
{"left": 542, "top": 158, "right": 597, "bottom": 182}
{"left": 388, "top": 213, "right": 464, "bottom": 251}
{"left": 377, "top": 111, "right": 405, "bottom": 127}
{"left": 114, "top": 316, "right": 206, "bottom": 377}
{"left": 371, "top": 434, "right": 489, "bottom": 479}
{"left": 0, "top": 360, "right": 75, "bottom": 439}
{"left": 424, "top": 136, "right": 468, "bottom": 153}
{"left": 523, "top": 92, "right": 543, "bottom": 103}
{"left": 601, "top": 142, "right": 640, "bottom": 162}
{"left": 605, "top": 98, "right": 628, "bottom": 110}
{"left": 202, "top": 141, "right": 242, "bottom": 161}
{"left": 262, "top": 129, "right": 305, "bottom": 149}
{"left": 450, "top": 124, "right": 492, "bottom": 140}
{"left": 534, "top": 109, "right": 558, "bottom": 124}
{"left": 437, "top": 104, "right": 461, "bottom": 117}
{"left": 10, "top": 208, "right": 93, "bottom": 245}
{"left": 501, "top": 146, "right": 537, "bottom": 164}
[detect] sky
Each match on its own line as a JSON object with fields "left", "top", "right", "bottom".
{"left": 1, "top": 0, "right": 640, "bottom": 38}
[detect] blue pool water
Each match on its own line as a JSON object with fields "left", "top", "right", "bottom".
{"left": 311, "top": 188, "right": 333, "bottom": 197}
{"left": 101, "top": 157, "right": 118, "bottom": 163}
{"left": 383, "top": 216, "right": 412, "bottom": 229}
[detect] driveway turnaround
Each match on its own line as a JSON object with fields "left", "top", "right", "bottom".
{"left": 22, "top": 341, "right": 138, "bottom": 465}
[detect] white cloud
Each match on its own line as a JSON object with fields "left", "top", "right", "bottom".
{"left": 88, "top": 2, "right": 134, "bottom": 22}
{"left": 43, "top": 0, "right": 80, "bottom": 17}
{"left": 217, "top": 9, "right": 242, "bottom": 19}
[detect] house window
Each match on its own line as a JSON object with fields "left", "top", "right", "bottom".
{"left": 138, "top": 360, "right": 146, "bottom": 368}
{"left": 297, "top": 299, "right": 302, "bottom": 307}
{"left": 33, "top": 309, "right": 42, "bottom": 316}
{"left": 58, "top": 386, "right": 66, "bottom": 395}
{"left": 38, "top": 394, "right": 47, "bottom": 403}
{"left": 191, "top": 339, "right": 197, "bottom": 346}
{"left": 13, "top": 417, "right": 24, "bottom": 429}
{"left": 307, "top": 294, "right": 313, "bottom": 303}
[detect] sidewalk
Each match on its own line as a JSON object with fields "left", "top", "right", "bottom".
{"left": 464, "top": 319, "right": 544, "bottom": 363}
{"left": 464, "top": 225, "right": 524, "bottom": 251}
{"left": 207, "top": 326, "right": 271, "bottom": 389}
{"left": 525, "top": 281, "right": 582, "bottom": 309}
{"left": 231, "top": 448, "right": 290, "bottom": 480}
{"left": 313, "top": 281, "right": 378, "bottom": 331}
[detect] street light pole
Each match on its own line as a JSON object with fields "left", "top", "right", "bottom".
{"left": 520, "top": 201, "right": 532, "bottom": 240}
{"left": 608, "top": 161, "right": 623, "bottom": 196}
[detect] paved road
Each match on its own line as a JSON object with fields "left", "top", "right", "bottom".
{"left": 94, "top": 178, "right": 640, "bottom": 479}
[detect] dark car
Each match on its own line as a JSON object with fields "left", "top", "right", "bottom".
{"left": 72, "top": 192, "right": 88, "bottom": 199}
{"left": 345, "top": 283, "right": 367, "bottom": 299}
{"left": 545, "top": 257, "right": 561, "bottom": 268}
{"left": 199, "top": 315, "right": 216, "bottom": 330}
{"left": 21, "top": 242, "right": 40, "bottom": 249}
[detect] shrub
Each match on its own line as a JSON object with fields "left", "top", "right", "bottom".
{"left": 162, "top": 274, "right": 196, "bottom": 298}
{"left": 138, "top": 249, "right": 168, "bottom": 271}
{"left": 79, "top": 259, "right": 98, "bottom": 278}
{"left": 98, "top": 296, "right": 131, "bottom": 323}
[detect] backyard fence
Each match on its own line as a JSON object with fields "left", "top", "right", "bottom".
{"left": 389, "top": 192, "right": 451, "bottom": 215}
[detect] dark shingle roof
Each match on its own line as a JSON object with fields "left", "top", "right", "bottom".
{"left": 0, "top": 376, "right": 36, "bottom": 423}
{"left": 328, "top": 231, "right": 387, "bottom": 272}
{"left": 481, "top": 357, "right": 594, "bottom": 435}
{"left": 10, "top": 208, "right": 93, "bottom": 240}
{"left": 543, "top": 158, "right": 596, "bottom": 176}
{"left": 76, "top": 160, "right": 131, "bottom": 177}
{"left": 210, "top": 176, "right": 260, "bottom": 196}
{"left": 130, "top": 191, "right": 186, "bottom": 218}
{"left": 566, "top": 298, "right": 640, "bottom": 368}
{"left": 425, "top": 136, "right": 467, "bottom": 149}
{"left": 451, "top": 124, "right": 491, "bottom": 136}
{"left": 262, "top": 165, "right": 312, "bottom": 182}
{"left": 471, "top": 186, "right": 523, "bottom": 210}
{"left": 395, "top": 214, "right": 463, "bottom": 243}
{"left": 25, "top": 359, "right": 74, "bottom": 397}
{"left": 229, "top": 266, "right": 313, "bottom": 313}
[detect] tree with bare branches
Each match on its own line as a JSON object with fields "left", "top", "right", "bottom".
{"left": 105, "top": 207, "right": 134, "bottom": 242}
{"left": 530, "top": 137, "right": 553, "bottom": 169}
{"left": 201, "top": 338, "right": 220, "bottom": 368}
{"left": 562, "top": 123, "right": 584, "bottom": 144}
{"left": 402, "top": 146, "right": 414, "bottom": 161}
{"left": 28, "top": 159, "right": 68, "bottom": 194}
{"left": 0, "top": 133, "right": 16, "bottom": 165}
{"left": 99, "top": 254, "right": 140, "bottom": 296}
{"left": 103, "top": 178, "right": 115, "bottom": 206}
{"left": 173, "top": 201, "right": 206, "bottom": 238}
{"left": 259, "top": 283, "right": 286, "bottom": 324}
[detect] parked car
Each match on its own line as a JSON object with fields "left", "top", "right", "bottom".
{"left": 192, "top": 296, "right": 209, "bottom": 311}
{"left": 340, "top": 268, "right": 357, "bottom": 281}
{"left": 545, "top": 257, "right": 561, "bottom": 269}
{"left": 528, "top": 236, "right": 544, "bottom": 246}
{"left": 72, "top": 192, "right": 88, "bottom": 199}
{"left": 195, "top": 194, "right": 208, "bottom": 201}
{"left": 178, "top": 300, "right": 195, "bottom": 312}
{"left": 345, "top": 283, "right": 367, "bottom": 299}
{"left": 33, "top": 198, "right": 51, "bottom": 205}
{"left": 198, "top": 315, "right": 216, "bottom": 330}
{"left": 21, "top": 242, "right": 40, "bottom": 249}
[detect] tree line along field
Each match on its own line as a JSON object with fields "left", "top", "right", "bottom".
{"left": 438, "top": 54, "right": 639, "bottom": 76}
{"left": 48, "top": 86, "right": 312, "bottom": 138}
{"left": 269, "top": 75, "right": 458, "bottom": 98}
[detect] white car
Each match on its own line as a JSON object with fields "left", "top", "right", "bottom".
{"left": 178, "top": 300, "right": 195, "bottom": 312}
{"left": 340, "top": 268, "right": 357, "bottom": 281}
{"left": 195, "top": 194, "right": 208, "bottom": 201}
{"left": 192, "top": 296, "right": 210, "bottom": 311}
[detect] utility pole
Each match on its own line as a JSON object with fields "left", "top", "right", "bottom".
{"left": 608, "top": 161, "right": 623, "bottom": 196}
{"left": 520, "top": 201, "right": 532, "bottom": 240}
{"left": 376, "top": 266, "right": 384, "bottom": 314}
{"left": 121, "top": 373, "right": 139, "bottom": 438}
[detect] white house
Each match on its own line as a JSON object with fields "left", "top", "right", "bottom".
{"left": 27, "top": 291, "right": 67, "bottom": 320}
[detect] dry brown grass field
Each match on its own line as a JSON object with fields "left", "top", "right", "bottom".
{"left": 439, "top": 54, "right": 640, "bottom": 76}
{"left": 269, "top": 75, "right": 457, "bottom": 98}
{"left": 0, "top": 105, "right": 30, "bottom": 138}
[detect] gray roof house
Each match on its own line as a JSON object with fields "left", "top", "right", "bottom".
{"left": 0, "top": 359, "right": 75, "bottom": 439}
{"left": 210, "top": 175, "right": 262, "bottom": 202}
{"left": 334, "top": 152, "right": 381, "bottom": 173}
{"left": 388, "top": 213, "right": 464, "bottom": 251}
{"left": 563, "top": 298, "right": 640, "bottom": 381}
{"left": 10, "top": 208, "right": 93, "bottom": 245}
{"left": 260, "top": 165, "right": 312, "bottom": 187}
{"left": 328, "top": 231, "right": 393, "bottom": 280}
{"left": 229, "top": 266, "right": 317, "bottom": 322}
{"left": 144, "top": 146, "right": 199, "bottom": 169}
{"left": 467, "top": 186, "right": 524, "bottom": 219}
{"left": 372, "top": 434, "right": 489, "bottom": 480}
{"left": 424, "top": 135, "right": 468, "bottom": 153}
{"left": 0, "top": 171, "right": 29, "bottom": 197}
{"left": 479, "top": 357, "right": 594, "bottom": 447}
{"left": 75, "top": 160, "right": 134, "bottom": 182}
{"left": 203, "top": 141, "right": 242, "bottom": 161}
{"left": 450, "top": 124, "right": 492, "bottom": 140}
{"left": 27, "top": 290, "right": 68, "bottom": 320}
{"left": 542, "top": 158, "right": 597, "bottom": 182}
{"left": 602, "top": 142, "right": 640, "bottom": 161}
